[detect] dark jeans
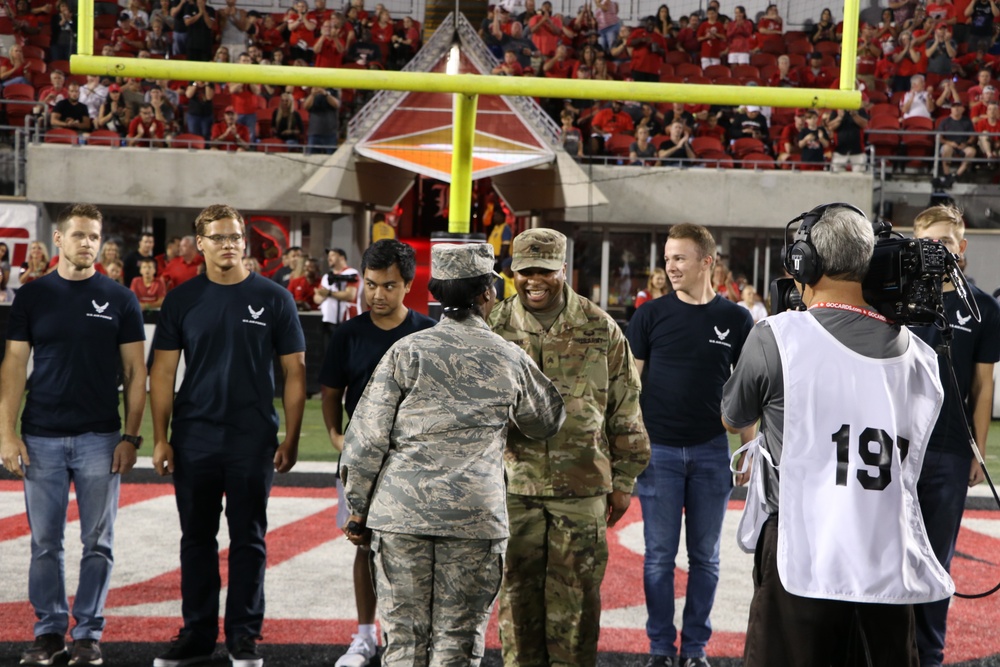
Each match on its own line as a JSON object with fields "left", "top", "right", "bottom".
{"left": 172, "top": 440, "right": 276, "bottom": 649}
{"left": 914, "top": 450, "right": 970, "bottom": 667}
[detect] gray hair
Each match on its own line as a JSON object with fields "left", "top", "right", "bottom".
{"left": 811, "top": 206, "right": 874, "bottom": 282}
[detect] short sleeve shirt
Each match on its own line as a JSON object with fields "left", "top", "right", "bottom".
{"left": 6, "top": 272, "right": 145, "bottom": 436}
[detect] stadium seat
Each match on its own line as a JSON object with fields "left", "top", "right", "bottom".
{"left": 172, "top": 133, "right": 206, "bottom": 149}
{"left": 731, "top": 137, "right": 769, "bottom": 159}
{"left": 750, "top": 52, "right": 777, "bottom": 68}
{"left": 658, "top": 63, "right": 674, "bottom": 78}
{"left": 741, "top": 152, "right": 775, "bottom": 169}
{"left": 255, "top": 107, "right": 273, "bottom": 139}
{"left": 704, "top": 64, "right": 731, "bottom": 80}
{"left": 816, "top": 41, "right": 841, "bottom": 57}
{"left": 691, "top": 136, "right": 726, "bottom": 156}
{"left": 870, "top": 103, "right": 899, "bottom": 119}
{"left": 44, "top": 128, "right": 80, "bottom": 144}
{"left": 787, "top": 40, "right": 812, "bottom": 56}
{"left": 605, "top": 133, "right": 635, "bottom": 157}
{"left": 651, "top": 133, "right": 671, "bottom": 150}
{"left": 759, "top": 37, "right": 785, "bottom": 56}
{"left": 698, "top": 149, "right": 734, "bottom": 168}
{"left": 686, "top": 76, "right": 712, "bottom": 86}
{"left": 87, "top": 129, "right": 122, "bottom": 146}
{"left": 901, "top": 116, "right": 935, "bottom": 169}
{"left": 675, "top": 63, "right": 703, "bottom": 79}
{"left": 665, "top": 51, "right": 691, "bottom": 66}
{"left": 21, "top": 45, "right": 45, "bottom": 60}
{"left": 257, "top": 138, "right": 289, "bottom": 153}
{"left": 732, "top": 64, "right": 760, "bottom": 80}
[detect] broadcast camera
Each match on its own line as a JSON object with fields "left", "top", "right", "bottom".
{"left": 770, "top": 206, "right": 979, "bottom": 328}
{"left": 326, "top": 272, "right": 359, "bottom": 288}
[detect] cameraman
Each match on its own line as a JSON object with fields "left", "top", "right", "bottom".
{"left": 721, "top": 204, "right": 954, "bottom": 666}
{"left": 909, "top": 205, "right": 1000, "bottom": 667}
{"left": 314, "top": 247, "right": 360, "bottom": 336}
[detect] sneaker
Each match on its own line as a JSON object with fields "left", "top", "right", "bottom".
{"left": 69, "top": 639, "right": 103, "bottom": 666}
{"left": 335, "top": 634, "right": 378, "bottom": 667}
{"left": 153, "top": 632, "right": 215, "bottom": 667}
{"left": 681, "top": 658, "right": 711, "bottom": 667}
{"left": 644, "top": 657, "right": 677, "bottom": 667}
{"left": 20, "top": 634, "right": 67, "bottom": 666}
{"left": 228, "top": 636, "right": 263, "bottom": 667}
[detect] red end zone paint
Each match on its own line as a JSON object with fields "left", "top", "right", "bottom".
{"left": 0, "top": 484, "right": 995, "bottom": 662}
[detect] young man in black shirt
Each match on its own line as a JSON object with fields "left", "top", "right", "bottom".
{"left": 319, "top": 238, "right": 436, "bottom": 667}
{"left": 150, "top": 204, "right": 306, "bottom": 667}
{"left": 0, "top": 203, "right": 146, "bottom": 667}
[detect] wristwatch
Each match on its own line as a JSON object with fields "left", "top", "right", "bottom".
{"left": 122, "top": 434, "right": 143, "bottom": 449}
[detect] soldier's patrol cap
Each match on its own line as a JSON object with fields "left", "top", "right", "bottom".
{"left": 511, "top": 229, "right": 567, "bottom": 272}
{"left": 431, "top": 243, "right": 498, "bottom": 280}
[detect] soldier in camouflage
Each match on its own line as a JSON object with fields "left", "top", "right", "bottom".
{"left": 489, "top": 228, "right": 650, "bottom": 667}
{"left": 340, "top": 242, "right": 565, "bottom": 667}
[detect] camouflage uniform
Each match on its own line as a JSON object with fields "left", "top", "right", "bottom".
{"left": 489, "top": 275, "right": 649, "bottom": 667}
{"left": 341, "top": 243, "right": 566, "bottom": 667}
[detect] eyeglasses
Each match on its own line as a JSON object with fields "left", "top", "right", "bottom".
{"left": 202, "top": 233, "right": 244, "bottom": 245}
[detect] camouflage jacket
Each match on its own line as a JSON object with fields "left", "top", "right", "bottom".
{"left": 340, "top": 315, "right": 565, "bottom": 539}
{"left": 489, "top": 285, "right": 650, "bottom": 497}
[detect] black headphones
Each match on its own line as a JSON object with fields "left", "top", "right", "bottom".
{"left": 783, "top": 202, "right": 868, "bottom": 286}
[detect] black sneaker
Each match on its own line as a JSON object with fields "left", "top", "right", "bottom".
{"left": 153, "top": 632, "right": 215, "bottom": 667}
{"left": 681, "top": 657, "right": 712, "bottom": 667}
{"left": 228, "top": 636, "right": 263, "bottom": 667}
{"left": 20, "top": 634, "right": 67, "bottom": 666}
{"left": 69, "top": 639, "right": 103, "bottom": 666}
{"left": 644, "top": 656, "right": 677, "bottom": 667}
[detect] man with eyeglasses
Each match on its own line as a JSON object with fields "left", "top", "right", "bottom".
{"left": 150, "top": 204, "right": 306, "bottom": 667}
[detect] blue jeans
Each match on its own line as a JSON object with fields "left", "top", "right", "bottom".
{"left": 23, "top": 432, "right": 121, "bottom": 640}
{"left": 598, "top": 22, "right": 620, "bottom": 53}
{"left": 306, "top": 134, "right": 337, "bottom": 155}
{"left": 185, "top": 113, "right": 212, "bottom": 140}
{"left": 637, "top": 435, "right": 733, "bottom": 659}
{"left": 914, "top": 449, "right": 970, "bottom": 667}
{"left": 237, "top": 112, "right": 257, "bottom": 143}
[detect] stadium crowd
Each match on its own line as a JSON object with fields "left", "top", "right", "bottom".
{"left": 0, "top": 0, "right": 423, "bottom": 151}
{"left": 1, "top": 0, "right": 999, "bottom": 171}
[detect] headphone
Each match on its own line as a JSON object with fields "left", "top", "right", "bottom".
{"left": 783, "top": 202, "right": 868, "bottom": 287}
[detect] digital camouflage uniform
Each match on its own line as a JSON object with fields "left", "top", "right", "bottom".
{"left": 489, "top": 258, "right": 649, "bottom": 667}
{"left": 341, "top": 243, "right": 566, "bottom": 667}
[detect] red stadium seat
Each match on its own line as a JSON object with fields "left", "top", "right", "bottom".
{"left": 44, "top": 128, "right": 80, "bottom": 144}
{"left": 172, "top": 133, "right": 206, "bottom": 149}
{"left": 605, "top": 133, "right": 635, "bottom": 157}
{"left": 741, "top": 152, "right": 775, "bottom": 169}
{"left": 87, "top": 129, "right": 122, "bottom": 146}
{"left": 731, "top": 137, "right": 769, "bottom": 159}
{"left": 691, "top": 136, "right": 725, "bottom": 156}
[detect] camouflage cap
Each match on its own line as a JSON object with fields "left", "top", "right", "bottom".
{"left": 431, "top": 243, "right": 497, "bottom": 280}
{"left": 511, "top": 228, "right": 567, "bottom": 272}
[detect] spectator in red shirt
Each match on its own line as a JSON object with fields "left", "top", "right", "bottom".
{"left": 160, "top": 235, "right": 205, "bottom": 290}
{"left": 492, "top": 49, "right": 524, "bottom": 76}
{"left": 926, "top": 1, "right": 958, "bottom": 26}
{"left": 36, "top": 69, "right": 68, "bottom": 112}
{"left": 313, "top": 19, "right": 347, "bottom": 68}
{"left": 769, "top": 54, "right": 801, "bottom": 87}
{"left": 966, "top": 68, "right": 995, "bottom": 105}
{"left": 777, "top": 112, "right": 806, "bottom": 163}
{"left": 112, "top": 12, "right": 146, "bottom": 55}
{"left": 307, "top": 0, "right": 332, "bottom": 26}
{"left": 288, "top": 256, "right": 322, "bottom": 311}
{"left": 370, "top": 8, "right": 395, "bottom": 62}
{"left": 677, "top": 13, "right": 701, "bottom": 61}
{"left": 210, "top": 106, "right": 251, "bottom": 151}
{"left": 529, "top": 1, "right": 568, "bottom": 57}
{"left": 127, "top": 103, "right": 167, "bottom": 147}
{"left": 971, "top": 84, "right": 997, "bottom": 123}
{"left": 800, "top": 52, "right": 837, "bottom": 88}
{"left": 228, "top": 66, "right": 262, "bottom": 142}
{"left": 130, "top": 257, "right": 167, "bottom": 310}
{"left": 976, "top": 101, "right": 1000, "bottom": 161}
{"left": 285, "top": 0, "right": 317, "bottom": 63}
{"left": 758, "top": 4, "right": 783, "bottom": 35}
{"left": 726, "top": 5, "right": 755, "bottom": 65}
{"left": 0, "top": 44, "right": 32, "bottom": 89}
{"left": 628, "top": 16, "right": 667, "bottom": 82}
{"left": 589, "top": 99, "right": 634, "bottom": 154}
{"left": 543, "top": 43, "right": 576, "bottom": 78}
{"left": 697, "top": 7, "right": 726, "bottom": 68}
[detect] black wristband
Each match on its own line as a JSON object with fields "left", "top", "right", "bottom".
{"left": 122, "top": 434, "right": 143, "bottom": 449}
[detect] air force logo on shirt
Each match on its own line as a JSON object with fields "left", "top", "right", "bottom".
{"left": 954, "top": 309, "right": 972, "bottom": 332}
{"left": 710, "top": 324, "right": 732, "bottom": 348}
{"left": 87, "top": 300, "right": 113, "bottom": 321}
{"left": 243, "top": 305, "right": 267, "bottom": 327}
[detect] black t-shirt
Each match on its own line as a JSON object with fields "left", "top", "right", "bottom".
{"left": 910, "top": 286, "right": 1000, "bottom": 456}
{"left": 183, "top": 3, "right": 215, "bottom": 47}
{"left": 153, "top": 273, "right": 305, "bottom": 448}
{"left": 53, "top": 99, "right": 90, "bottom": 124}
{"left": 122, "top": 250, "right": 153, "bottom": 286}
{"left": 833, "top": 108, "right": 869, "bottom": 155}
{"left": 319, "top": 309, "right": 437, "bottom": 417}
{"left": 626, "top": 293, "right": 753, "bottom": 445}
{"left": 970, "top": 0, "right": 994, "bottom": 35}
{"left": 6, "top": 272, "right": 145, "bottom": 436}
{"left": 798, "top": 125, "right": 829, "bottom": 162}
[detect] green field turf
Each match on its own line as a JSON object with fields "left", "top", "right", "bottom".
{"left": 127, "top": 397, "right": 1000, "bottom": 473}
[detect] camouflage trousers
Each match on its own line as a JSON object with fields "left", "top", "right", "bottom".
{"left": 498, "top": 495, "right": 608, "bottom": 667}
{"left": 370, "top": 531, "right": 505, "bottom": 667}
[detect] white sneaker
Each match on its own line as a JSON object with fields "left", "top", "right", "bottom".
{"left": 334, "top": 634, "right": 377, "bottom": 667}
